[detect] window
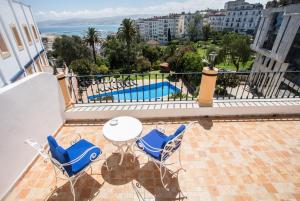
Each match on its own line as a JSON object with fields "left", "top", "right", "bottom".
{"left": 11, "top": 25, "right": 23, "bottom": 50}
{"left": 23, "top": 25, "right": 32, "bottom": 45}
{"left": 31, "top": 25, "right": 38, "bottom": 40}
{"left": 0, "top": 32, "right": 10, "bottom": 59}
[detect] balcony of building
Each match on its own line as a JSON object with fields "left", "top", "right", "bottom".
{"left": 0, "top": 70, "right": 300, "bottom": 201}
{"left": 3, "top": 117, "right": 300, "bottom": 201}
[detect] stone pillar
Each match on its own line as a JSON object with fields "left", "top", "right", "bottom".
{"left": 57, "top": 73, "right": 73, "bottom": 109}
{"left": 197, "top": 67, "right": 218, "bottom": 107}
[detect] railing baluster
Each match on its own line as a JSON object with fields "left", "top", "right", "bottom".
{"left": 240, "top": 73, "right": 250, "bottom": 99}
{"left": 129, "top": 75, "right": 132, "bottom": 102}
{"left": 234, "top": 74, "right": 241, "bottom": 99}
{"left": 149, "top": 74, "right": 151, "bottom": 102}
{"left": 265, "top": 71, "right": 276, "bottom": 98}
{"left": 90, "top": 77, "right": 96, "bottom": 103}
{"left": 174, "top": 75, "right": 177, "bottom": 101}
{"left": 95, "top": 78, "right": 102, "bottom": 103}
{"left": 122, "top": 75, "right": 126, "bottom": 102}
{"left": 108, "top": 76, "right": 114, "bottom": 103}
{"left": 161, "top": 74, "right": 164, "bottom": 102}
{"left": 84, "top": 77, "right": 90, "bottom": 104}
{"left": 103, "top": 77, "right": 108, "bottom": 103}
{"left": 155, "top": 74, "right": 158, "bottom": 102}
{"left": 270, "top": 72, "right": 283, "bottom": 98}
{"left": 142, "top": 74, "right": 145, "bottom": 102}
{"left": 167, "top": 73, "right": 170, "bottom": 101}
{"left": 185, "top": 75, "right": 189, "bottom": 101}
{"left": 135, "top": 74, "right": 138, "bottom": 102}
{"left": 180, "top": 75, "right": 183, "bottom": 101}
{"left": 116, "top": 76, "right": 120, "bottom": 103}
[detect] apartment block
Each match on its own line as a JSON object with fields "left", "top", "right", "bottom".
{"left": 0, "top": 0, "right": 49, "bottom": 88}
{"left": 209, "top": 0, "right": 263, "bottom": 34}
{"left": 208, "top": 13, "right": 226, "bottom": 31}
{"left": 250, "top": 2, "right": 300, "bottom": 97}
{"left": 136, "top": 13, "right": 203, "bottom": 44}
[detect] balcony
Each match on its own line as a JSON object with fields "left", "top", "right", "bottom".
{"left": 1, "top": 72, "right": 300, "bottom": 201}
{"left": 3, "top": 117, "right": 300, "bottom": 201}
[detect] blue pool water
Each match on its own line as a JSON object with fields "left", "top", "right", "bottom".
{"left": 88, "top": 82, "right": 180, "bottom": 101}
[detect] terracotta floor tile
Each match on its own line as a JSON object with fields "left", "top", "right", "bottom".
{"left": 3, "top": 117, "right": 300, "bottom": 201}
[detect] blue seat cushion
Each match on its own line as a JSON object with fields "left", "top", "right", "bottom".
{"left": 167, "top": 125, "right": 186, "bottom": 141}
{"left": 66, "top": 139, "right": 102, "bottom": 176}
{"left": 136, "top": 129, "right": 168, "bottom": 160}
{"left": 47, "top": 136, "right": 69, "bottom": 164}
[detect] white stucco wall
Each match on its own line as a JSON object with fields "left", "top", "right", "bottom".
{"left": 0, "top": 73, "right": 65, "bottom": 199}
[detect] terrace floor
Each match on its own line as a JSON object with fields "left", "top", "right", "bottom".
{"left": 4, "top": 117, "right": 300, "bottom": 201}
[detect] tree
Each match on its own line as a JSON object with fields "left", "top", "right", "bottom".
{"left": 102, "top": 35, "right": 127, "bottom": 70}
{"left": 84, "top": 27, "right": 100, "bottom": 64}
{"left": 167, "top": 28, "right": 172, "bottom": 43}
{"left": 136, "top": 56, "right": 151, "bottom": 73}
{"left": 70, "top": 59, "right": 98, "bottom": 76}
{"left": 221, "top": 33, "right": 251, "bottom": 71}
{"left": 91, "top": 64, "right": 109, "bottom": 75}
{"left": 167, "top": 45, "right": 196, "bottom": 73}
{"left": 142, "top": 45, "right": 160, "bottom": 71}
{"left": 202, "top": 24, "right": 211, "bottom": 41}
{"left": 181, "top": 52, "right": 204, "bottom": 72}
{"left": 164, "top": 44, "right": 177, "bottom": 60}
{"left": 118, "top": 18, "right": 137, "bottom": 72}
{"left": 187, "top": 14, "right": 203, "bottom": 42}
{"left": 52, "top": 35, "right": 91, "bottom": 66}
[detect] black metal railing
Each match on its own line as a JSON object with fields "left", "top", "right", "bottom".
{"left": 67, "top": 70, "right": 300, "bottom": 104}
{"left": 67, "top": 72, "right": 202, "bottom": 104}
{"left": 215, "top": 70, "right": 300, "bottom": 100}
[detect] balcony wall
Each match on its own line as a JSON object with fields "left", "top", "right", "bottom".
{"left": 0, "top": 73, "right": 65, "bottom": 198}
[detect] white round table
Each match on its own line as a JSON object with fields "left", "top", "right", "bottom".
{"left": 103, "top": 116, "right": 143, "bottom": 165}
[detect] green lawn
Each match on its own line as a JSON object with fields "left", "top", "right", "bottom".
{"left": 216, "top": 59, "right": 253, "bottom": 71}
{"left": 194, "top": 39, "right": 254, "bottom": 71}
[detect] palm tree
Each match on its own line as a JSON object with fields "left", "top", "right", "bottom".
{"left": 118, "top": 18, "right": 137, "bottom": 72}
{"left": 84, "top": 27, "right": 100, "bottom": 64}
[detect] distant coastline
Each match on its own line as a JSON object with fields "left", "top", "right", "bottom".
{"left": 39, "top": 24, "right": 119, "bottom": 38}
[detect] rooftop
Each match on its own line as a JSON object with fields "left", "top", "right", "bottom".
{"left": 3, "top": 117, "right": 300, "bottom": 201}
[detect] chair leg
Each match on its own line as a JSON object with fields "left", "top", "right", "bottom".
{"left": 69, "top": 179, "right": 76, "bottom": 201}
{"left": 178, "top": 148, "right": 186, "bottom": 172}
{"left": 159, "top": 163, "right": 169, "bottom": 190}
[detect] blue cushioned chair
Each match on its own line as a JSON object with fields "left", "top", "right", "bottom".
{"left": 136, "top": 122, "right": 194, "bottom": 189}
{"left": 25, "top": 134, "right": 106, "bottom": 201}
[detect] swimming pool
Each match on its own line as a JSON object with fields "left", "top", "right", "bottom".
{"left": 88, "top": 81, "right": 180, "bottom": 101}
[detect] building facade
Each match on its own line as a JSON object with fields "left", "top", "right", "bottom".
{"left": 208, "top": 0, "right": 263, "bottom": 34}
{"left": 208, "top": 13, "right": 226, "bottom": 31}
{"left": 0, "top": 0, "right": 49, "bottom": 88}
{"left": 250, "top": 2, "right": 300, "bottom": 97}
{"left": 136, "top": 13, "right": 203, "bottom": 44}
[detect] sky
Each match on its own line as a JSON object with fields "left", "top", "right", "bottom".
{"left": 22, "top": 0, "right": 270, "bottom": 22}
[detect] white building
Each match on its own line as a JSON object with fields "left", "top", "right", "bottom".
{"left": 250, "top": 2, "right": 300, "bottom": 97}
{"left": 0, "top": 0, "right": 50, "bottom": 88}
{"left": 208, "top": 0, "right": 263, "bottom": 34}
{"left": 136, "top": 13, "right": 203, "bottom": 44}
{"left": 208, "top": 13, "right": 226, "bottom": 31}
{"left": 223, "top": 0, "right": 263, "bottom": 34}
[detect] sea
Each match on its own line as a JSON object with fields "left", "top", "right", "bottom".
{"left": 39, "top": 24, "right": 119, "bottom": 38}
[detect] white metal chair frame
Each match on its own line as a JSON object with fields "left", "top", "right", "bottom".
{"left": 25, "top": 134, "right": 109, "bottom": 201}
{"left": 136, "top": 122, "right": 194, "bottom": 189}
